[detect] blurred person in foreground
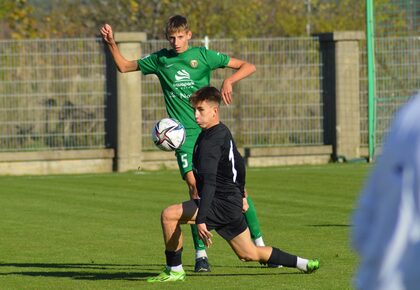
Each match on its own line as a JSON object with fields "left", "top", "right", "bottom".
{"left": 352, "top": 93, "right": 420, "bottom": 290}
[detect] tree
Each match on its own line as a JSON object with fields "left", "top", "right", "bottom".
{"left": 0, "top": 0, "right": 38, "bottom": 39}
{"left": 1, "top": 0, "right": 414, "bottom": 39}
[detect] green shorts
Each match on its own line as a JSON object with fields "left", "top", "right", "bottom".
{"left": 175, "top": 128, "right": 201, "bottom": 178}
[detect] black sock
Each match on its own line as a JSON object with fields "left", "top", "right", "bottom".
{"left": 267, "top": 247, "right": 297, "bottom": 268}
{"left": 165, "top": 247, "right": 183, "bottom": 266}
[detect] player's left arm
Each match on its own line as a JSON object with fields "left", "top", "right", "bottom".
{"left": 195, "top": 137, "right": 222, "bottom": 246}
{"left": 221, "top": 58, "right": 256, "bottom": 105}
{"left": 196, "top": 178, "right": 217, "bottom": 247}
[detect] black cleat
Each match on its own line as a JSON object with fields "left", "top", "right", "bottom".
{"left": 194, "top": 257, "right": 211, "bottom": 272}
{"left": 260, "top": 261, "right": 283, "bottom": 268}
{"left": 267, "top": 263, "right": 283, "bottom": 268}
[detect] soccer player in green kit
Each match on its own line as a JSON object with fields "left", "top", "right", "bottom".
{"left": 100, "top": 15, "right": 270, "bottom": 272}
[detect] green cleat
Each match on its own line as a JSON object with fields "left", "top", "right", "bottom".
{"left": 304, "top": 259, "right": 320, "bottom": 274}
{"left": 147, "top": 267, "right": 186, "bottom": 283}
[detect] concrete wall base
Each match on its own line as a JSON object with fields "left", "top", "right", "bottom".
{"left": 0, "top": 149, "right": 114, "bottom": 176}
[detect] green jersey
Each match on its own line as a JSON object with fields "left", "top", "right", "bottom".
{"left": 137, "top": 46, "right": 230, "bottom": 130}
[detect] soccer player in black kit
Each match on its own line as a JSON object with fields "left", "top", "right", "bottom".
{"left": 147, "top": 86, "right": 320, "bottom": 282}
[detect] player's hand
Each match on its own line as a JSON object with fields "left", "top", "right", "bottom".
{"left": 190, "top": 193, "right": 199, "bottom": 200}
{"left": 197, "top": 223, "right": 213, "bottom": 247}
{"left": 189, "top": 187, "right": 199, "bottom": 200}
{"left": 100, "top": 24, "right": 115, "bottom": 45}
{"left": 242, "top": 197, "right": 249, "bottom": 213}
{"left": 221, "top": 79, "right": 233, "bottom": 105}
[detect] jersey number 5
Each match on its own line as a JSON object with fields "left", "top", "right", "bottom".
{"left": 181, "top": 153, "right": 188, "bottom": 168}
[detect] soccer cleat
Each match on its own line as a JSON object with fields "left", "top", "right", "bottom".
{"left": 194, "top": 257, "right": 211, "bottom": 272}
{"left": 267, "top": 263, "right": 283, "bottom": 268}
{"left": 259, "top": 261, "right": 283, "bottom": 268}
{"left": 304, "top": 259, "right": 320, "bottom": 274}
{"left": 147, "top": 267, "right": 186, "bottom": 283}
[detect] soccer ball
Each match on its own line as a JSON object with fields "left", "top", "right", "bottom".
{"left": 152, "top": 118, "right": 186, "bottom": 151}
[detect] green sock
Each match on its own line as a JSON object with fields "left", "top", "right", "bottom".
{"left": 190, "top": 224, "right": 206, "bottom": 251}
{"left": 244, "top": 195, "right": 263, "bottom": 240}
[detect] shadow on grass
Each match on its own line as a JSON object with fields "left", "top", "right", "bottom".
{"left": 307, "top": 224, "right": 351, "bottom": 227}
{"left": 0, "top": 262, "right": 299, "bottom": 281}
{"left": 0, "top": 263, "right": 156, "bottom": 281}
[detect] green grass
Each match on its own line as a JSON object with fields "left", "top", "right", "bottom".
{"left": 0, "top": 163, "right": 371, "bottom": 289}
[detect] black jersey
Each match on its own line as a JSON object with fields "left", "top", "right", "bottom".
{"left": 193, "top": 122, "right": 246, "bottom": 224}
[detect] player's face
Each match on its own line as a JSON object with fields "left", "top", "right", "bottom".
{"left": 167, "top": 30, "right": 192, "bottom": 53}
{"left": 194, "top": 100, "right": 219, "bottom": 129}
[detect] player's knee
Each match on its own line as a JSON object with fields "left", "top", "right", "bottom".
{"left": 161, "top": 206, "right": 175, "bottom": 225}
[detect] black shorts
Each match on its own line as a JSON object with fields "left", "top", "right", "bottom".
{"left": 196, "top": 197, "right": 248, "bottom": 241}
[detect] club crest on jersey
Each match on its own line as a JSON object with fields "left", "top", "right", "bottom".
{"left": 190, "top": 60, "right": 198, "bottom": 68}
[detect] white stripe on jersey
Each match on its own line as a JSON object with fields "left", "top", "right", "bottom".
{"left": 229, "top": 140, "right": 238, "bottom": 182}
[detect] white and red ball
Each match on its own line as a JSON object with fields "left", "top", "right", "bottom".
{"left": 152, "top": 118, "right": 186, "bottom": 151}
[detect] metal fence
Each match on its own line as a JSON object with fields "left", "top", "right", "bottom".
{"left": 359, "top": 39, "right": 369, "bottom": 147}
{"left": 0, "top": 38, "right": 107, "bottom": 152}
{"left": 359, "top": 36, "right": 420, "bottom": 148}
{"left": 373, "top": 36, "right": 420, "bottom": 146}
{"left": 376, "top": 0, "right": 420, "bottom": 37}
{"left": 141, "top": 37, "right": 323, "bottom": 150}
{"left": 2, "top": 35, "right": 417, "bottom": 154}
{"left": 0, "top": 37, "right": 324, "bottom": 153}
{"left": 367, "top": 0, "right": 420, "bottom": 153}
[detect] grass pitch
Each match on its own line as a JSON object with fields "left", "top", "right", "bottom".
{"left": 0, "top": 164, "right": 370, "bottom": 289}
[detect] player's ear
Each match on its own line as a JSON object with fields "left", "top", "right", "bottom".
{"left": 186, "top": 30, "right": 192, "bottom": 40}
{"left": 213, "top": 106, "right": 219, "bottom": 116}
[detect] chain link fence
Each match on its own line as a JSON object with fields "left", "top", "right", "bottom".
{"left": 0, "top": 38, "right": 107, "bottom": 152}
{"left": 369, "top": 0, "right": 420, "bottom": 149}
{"left": 2, "top": 30, "right": 417, "bottom": 154}
{"left": 141, "top": 37, "right": 323, "bottom": 150}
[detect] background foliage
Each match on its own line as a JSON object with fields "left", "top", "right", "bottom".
{"left": 0, "top": 0, "right": 403, "bottom": 39}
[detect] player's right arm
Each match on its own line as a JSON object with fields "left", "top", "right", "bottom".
{"left": 221, "top": 57, "right": 256, "bottom": 105}
{"left": 100, "top": 24, "right": 139, "bottom": 73}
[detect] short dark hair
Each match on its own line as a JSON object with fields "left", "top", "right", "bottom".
{"left": 165, "top": 15, "right": 189, "bottom": 38}
{"left": 190, "top": 86, "right": 221, "bottom": 107}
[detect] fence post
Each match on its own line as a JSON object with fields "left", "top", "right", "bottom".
{"left": 318, "top": 31, "right": 365, "bottom": 161}
{"left": 111, "top": 32, "right": 147, "bottom": 172}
